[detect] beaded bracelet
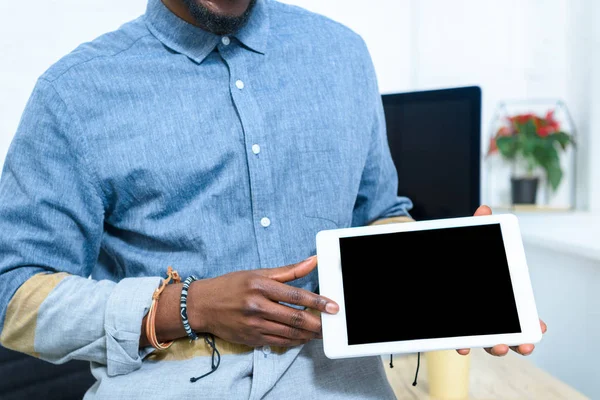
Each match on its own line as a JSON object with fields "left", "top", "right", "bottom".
{"left": 146, "top": 266, "right": 181, "bottom": 350}
{"left": 180, "top": 275, "right": 199, "bottom": 342}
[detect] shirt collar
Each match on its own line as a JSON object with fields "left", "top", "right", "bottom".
{"left": 144, "top": 0, "right": 269, "bottom": 64}
{"left": 236, "top": 0, "right": 269, "bottom": 55}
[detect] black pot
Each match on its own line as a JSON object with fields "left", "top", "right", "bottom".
{"left": 511, "top": 177, "right": 539, "bottom": 205}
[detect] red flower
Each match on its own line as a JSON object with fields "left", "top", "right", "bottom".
{"left": 509, "top": 113, "right": 536, "bottom": 125}
{"left": 487, "top": 136, "right": 498, "bottom": 155}
{"left": 497, "top": 126, "right": 512, "bottom": 136}
{"left": 537, "top": 125, "right": 553, "bottom": 137}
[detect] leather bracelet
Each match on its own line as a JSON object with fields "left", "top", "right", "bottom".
{"left": 180, "top": 275, "right": 199, "bottom": 341}
{"left": 146, "top": 266, "right": 181, "bottom": 350}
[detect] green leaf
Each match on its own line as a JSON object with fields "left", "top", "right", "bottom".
{"left": 521, "top": 133, "right": 539, "bottom": 157}
{"left": 495, "top": 136, "right": 518, "bottom": 159}
{"left": 521, "top": 120, "right": 538, "bottom": 137}
{"left": 549, "top": 131, "right": 574, "bottom": 150}
{"left": 532, "top": 144, "right": 562, "bottom": 191}
{"left": 546, "top": 159, "right": 563, "bottom": 191}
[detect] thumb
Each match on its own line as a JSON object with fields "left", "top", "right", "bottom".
{"left": 263, "top": 255, "right": 318, "bottom": 283}
{"left": 474, "top": 205, "right": 492, "bottom": 216}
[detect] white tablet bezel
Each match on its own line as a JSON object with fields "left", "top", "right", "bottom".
{"left": 316, "top": 213, "right": 542, "bottom": 359}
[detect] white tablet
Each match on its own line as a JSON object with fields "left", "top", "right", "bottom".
{"left": 315, "top": 213, "right": 542, "bottom": 359}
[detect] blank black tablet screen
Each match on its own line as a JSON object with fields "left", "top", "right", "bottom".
{"left": 338, "top": 223, "right": 521, "bottom": 345}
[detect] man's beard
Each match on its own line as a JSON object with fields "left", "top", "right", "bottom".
{"left": 181, "top": 0, "right": 257, "bottom": 35}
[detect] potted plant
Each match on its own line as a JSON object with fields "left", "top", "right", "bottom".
{"left": 486, "top": 109, "right": 575, "bottom": 205}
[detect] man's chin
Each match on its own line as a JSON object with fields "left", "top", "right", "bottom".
{"left": 195, "top": 0, "right": 252, "bottom": 18}
{"left": 183, "top": 0, "right": 257, "bottom": 35}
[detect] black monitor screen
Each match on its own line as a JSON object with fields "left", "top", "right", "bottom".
{"left": 382, "top": 86, "right": 481, "bottom": 221}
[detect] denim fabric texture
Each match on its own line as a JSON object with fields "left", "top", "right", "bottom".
{"left": 0, "top": 0, "right": 412, "bottom": 398}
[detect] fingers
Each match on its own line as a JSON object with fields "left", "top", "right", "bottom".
{"left": 474, "top": 205, "right": 492, "bottom": 216}
{"left": 540, "top": 319, "right": 547, "bottom": 334}
{"left": 258, "top": 319, "right": 322, "bottom": 345}
{"left": 260, "top": 256, "right": 340, "bottom": 314}
{"left": 505, "top": 319, "right": 545, "bottom": 356}
{"left": 509, "top": 344, "right": 535, "bottom": 355}
{"left": 484, "top": 344, "right": 509, "bottom": 356}
{"left": 265, "top": 256, "right": 318, "bottom": 283}
{"left": 264, "top": 279, "right": 339, "bottom": 315}
{"left": 260, "top": 302, "right": 325, "bottom": 335}
{"left": 459, "top": 343, "right": 534, "bottom": 357}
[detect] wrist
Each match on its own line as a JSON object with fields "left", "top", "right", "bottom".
{"left": 186, "top": 280, "right": 208, "bottom": 333}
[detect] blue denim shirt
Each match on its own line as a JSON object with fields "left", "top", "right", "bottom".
{"left": 0, "top": 0, "right": 412, "bottom": 398}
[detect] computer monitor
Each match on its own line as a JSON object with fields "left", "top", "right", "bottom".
{"left": 382, "top": 86, "right": 481, "bottom": 221}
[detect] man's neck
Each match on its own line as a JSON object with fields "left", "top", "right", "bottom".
{"left": 161, "top": 0, "right": 198, "bottom": 26}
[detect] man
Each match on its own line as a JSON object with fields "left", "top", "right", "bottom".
{"left": 0, "top": 0, "right": 545, "bottom": 398}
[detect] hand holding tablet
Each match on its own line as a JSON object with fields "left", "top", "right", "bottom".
{"left": 315, "top": 206, "right": 544, "bottom": 359}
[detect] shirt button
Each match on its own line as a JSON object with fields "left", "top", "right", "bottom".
{"left": 260, "top": 217, "right": 271, "bottom": 228}
{"left": 262, "top": 345, "right": 272, "bottom": 355}
{"left": 221, "top": 36, "right": 230, "bottom": 45}
{"left": 235, "top": 80, "right": 245, "bottom": 90}
{"left": 252, "top": 144, "right": 261, "bottom": 155}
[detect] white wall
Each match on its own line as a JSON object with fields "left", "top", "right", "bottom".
{"left": 525, "top": 243, "right": 600, "bottom": 399}
{"left": 565, "top": 0, "right": 593, "bottom": 211}
{"left": 587, "top": 0, "right": 600, "bottom": 212}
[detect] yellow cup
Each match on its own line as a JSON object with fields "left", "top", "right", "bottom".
{"left": 425, "top": 349, "right": 471, "bottom": 400}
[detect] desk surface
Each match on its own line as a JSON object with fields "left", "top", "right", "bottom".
{"left": 383, "top": 349, "right": 589, "bottom": 400}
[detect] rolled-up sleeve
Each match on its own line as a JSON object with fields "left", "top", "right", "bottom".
{"left": 0, "top": 78, "right": 160, "bottom": 376}
{"left": 104, "top": 277, "right": 162, "bottom": 376}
